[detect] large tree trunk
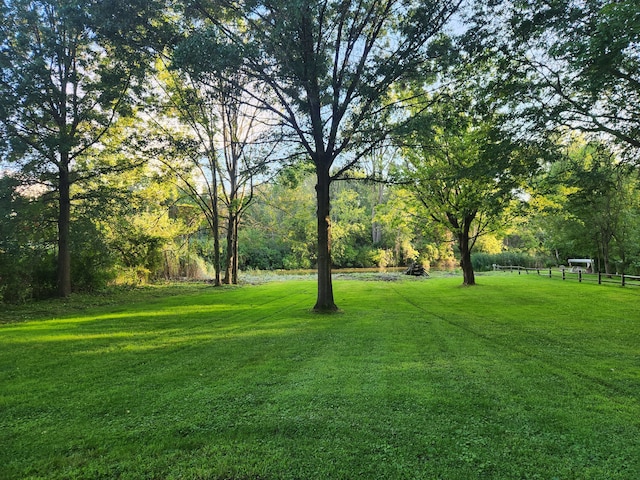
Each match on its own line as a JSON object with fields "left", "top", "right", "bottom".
{"left": 314, "top": 165, "right": 338, "bottom": 312}
{"left": 57, "top": 160, "right": 72, "bottom": 297}
{"left": 458, "top": 219, "right": 476, "bottom": 286}
{"left": 458, "top": 236, "right": 475, "bottom": 286}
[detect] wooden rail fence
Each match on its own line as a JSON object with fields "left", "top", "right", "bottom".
{"left": 492, "top": 264, "right": 640, "bottom": 288}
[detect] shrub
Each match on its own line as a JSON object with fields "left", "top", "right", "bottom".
{"left": 0, "top": 249, "right": 56, "bottom": 303}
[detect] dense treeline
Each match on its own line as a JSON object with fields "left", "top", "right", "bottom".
{"left": 1, "top": 0, "right": 639, "bottom": 304}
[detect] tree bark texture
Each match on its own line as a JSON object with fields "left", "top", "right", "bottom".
{"left": 212, "top": 217, "right": 221, "bottom": 287}
{"left": 459, "top": 238, "right": 476, "bottom": 286}
{"left": 232, "top": 218, "right": 239, "bottom": 284}
{"left": 57, "top": 160, "right": 72, "bottom": 297}
{"left": 223, "top": 212, "right": 239, "bottom": 285}
{"left": 209, "top": 150, "right": 222, "bottom": 287}
{"left": 458, "top": 217, "right": 476, "bottom": 286}
{"left": 314, "top": 166, "right": 337, "bottom": 311}
{"left": 223, "top": 215, "right": 233, "bottom": 285}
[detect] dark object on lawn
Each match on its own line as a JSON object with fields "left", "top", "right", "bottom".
{"left": 405, "top": 262, "right": 429, "bottom": 276}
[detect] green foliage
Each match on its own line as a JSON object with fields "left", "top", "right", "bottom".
{"left": 240, "top": 176, "right": 434, "bottom": 270}
{"left": 239, "top": 179, "right": 316, "bottom": 270}
{"left": 69, "top": 218, "right": 117, "bottom": 292}
{"left": 0, "top": 177, "right": 142, "bottom": 302}
{"left": 331, "top": 187, "right": 371, "bottom": 268}
{"left": 0, "top": 0, "right": 169, "bottom": 297}
{"left": 2, "top": 0, "right": 639, "bottom": 300}
{"left": 0, "top": 249, "right": 57, "bottom": 303}
{"left": 467, "top": 0, "right": 640, "bottom": 159}
{"left": 471, "top": 252, "right": 554, "bottom": 272}
{"left": 1, "top": 277, "right": 639, "bottom": 478}
{"left": 238, "top": 229, "right": 289, "bottom": 270}
{"left": 402, "top": 97, "right": 541, "bottom": 228}
{"left": 111, "top": 228, "right": 165, "bottom": 272}
{"left": 374, "top": 186, "right": 432, "bottom": 266}
{"left": 0, "top": 176, "right": 56, "bottom": 302}
{"left": 527, "top": 137, "right": 640, "bottom": 273}
{"left": 401, "top": 93, "right": 547, "bottom": 284}
{"left": 0, "top": 173, "right": 125, "bottom": 301}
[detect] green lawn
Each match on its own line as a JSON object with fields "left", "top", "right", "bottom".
{"left": 1, "top": 274, "right": 639, "bottom": 479}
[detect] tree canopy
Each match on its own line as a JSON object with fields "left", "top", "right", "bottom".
{"left": 466, "top": 0, "right": 640, "bottom": 160}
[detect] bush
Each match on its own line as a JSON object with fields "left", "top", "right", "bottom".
{"left": 372, "top": 249, "right": 395, "bottom": 268}
{"left": 238, "top": 229, "right": 290, "bottom": 270}
{"left": 242, "top": 243, "right": 288, "bottom": 270}
{"left": 0, "top": 249, "right": 56, "bottom": 303}
{"left": 114, "top": 266, "right": 152, "bottom": 286}
{"left": 71, "top": 230, "right": 117, "bottom": 292}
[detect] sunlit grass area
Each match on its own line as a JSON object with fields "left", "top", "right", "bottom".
{"left": 1, "top": 274, "right": 639, "bottom": 479}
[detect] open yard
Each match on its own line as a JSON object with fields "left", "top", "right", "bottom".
{"left": 1, "top": 274, "right": 639, "bottom": 479}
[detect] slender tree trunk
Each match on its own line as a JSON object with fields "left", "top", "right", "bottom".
{"left": 232, "top": 217, "right": 239, "bottom": 284}
{"left": 212, "top": 214, "right": 221, "bottom": 286}
{"left": 223, "top": 165, "right": 239, "bottom": 284}
{"left": 57, "top": 159, "right": 72, "bottom": 297}
{"left": 208, "top": 148, "right": 221, "bottom": 286}
{"left": 208, "top": 205, "right": 221, "bottom": 286}
{"left": 371, "top": 183, "right": 384, "bottom": 244}
{"left": 224, "top": 214, "right": 241, "bottom": 284}
{"left": 314, "top": 165, "right": 337, "bottom": 311}
{"left": 223, "top": 212, "right": 235, "bottom": 284}
{"left": 372, "top": 211, "right": 381, "bottom": 244}
{"left": 602, "top": 233, "right": 613, "bottom": 276}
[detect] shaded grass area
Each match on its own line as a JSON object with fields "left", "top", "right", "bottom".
{"left": 1, "top": 275, "right": 639, "bottom": 479}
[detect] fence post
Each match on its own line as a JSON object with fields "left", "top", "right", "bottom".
{"left": 598, "top": 272, "right": 601, "bottom": 285}
{"left": 536, "top": 268, "right": 540, "bottom": 275}
{"left": 622, "top": 274, "right": 626, "bottom": 287}
{"left": 579, "top": 271, "right": 582, "bottom": 283}
{"left": 562, "top": 269, "right": 565, "bottom": 280}
{"left": 549, "top": 268, "right": 552, "bottom": 278}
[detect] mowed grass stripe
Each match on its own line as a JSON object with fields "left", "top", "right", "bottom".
{"left": 1, "top": 275, "right": 639, "bottom": 479}
{"left": 1, "top": 282, "right": 320, "bottom": 477}
{"left": 382, "top": 277, "right": 639, "bottom": 478}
